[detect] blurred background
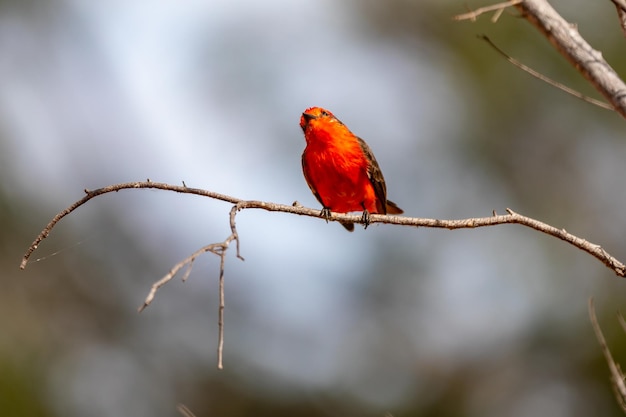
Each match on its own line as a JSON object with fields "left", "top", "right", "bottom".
{"left": 2, "top": 0, "right": 626, "bottom": 416}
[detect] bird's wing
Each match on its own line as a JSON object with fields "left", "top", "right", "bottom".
{"left": 357, "top": 136, "right": 387, "bottom": 214}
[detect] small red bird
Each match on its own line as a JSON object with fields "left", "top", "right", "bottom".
{"left": 300, "top": 106, "right": 403, "bottom": 231}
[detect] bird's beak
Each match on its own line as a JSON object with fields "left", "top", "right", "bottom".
{"left": 302, "top": 112, "right": 317, "bottom": 122}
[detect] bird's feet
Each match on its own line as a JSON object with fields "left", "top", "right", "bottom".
{"left": 320, "top": 207, "right": 332, "bottom": 223}
{"left": 361, "top": 209, "right": 371, "bottom": 229}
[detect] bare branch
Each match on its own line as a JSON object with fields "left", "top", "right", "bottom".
{"left": 20, "top": 181, "right": 626, "bottom": 278}
{"left": 588, "top": 298, "right": 626, "bottom": 412}
{"left": 19, "top": 182, "right": 626, "bottom": 369}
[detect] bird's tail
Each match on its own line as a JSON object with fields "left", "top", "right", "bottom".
{"left": 386, "top": 200, "right": 403, "bottom": 215}
{"left": 340, "top": 221, "right": 355, "bottom": 232}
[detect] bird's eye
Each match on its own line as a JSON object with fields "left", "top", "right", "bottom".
{"left": 320, "top": 110, "right": 329, "bottom": 117}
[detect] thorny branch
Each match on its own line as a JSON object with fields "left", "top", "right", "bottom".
{"left": 19, "top": 181, "right": 626, "bottom": 367}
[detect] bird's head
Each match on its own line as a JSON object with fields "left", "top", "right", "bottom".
{"left": 300, "top": 107, "right": 336, "bottom": 132}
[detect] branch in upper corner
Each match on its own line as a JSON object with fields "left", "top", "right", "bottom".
{"left": 588, "top": 298, "right": 626, "bottom": 412}
{"left": 455, "top": 0, "right": 626, "bottom": 118}
{"left": 513, "top": 0, "right": 626, "bottom": 118}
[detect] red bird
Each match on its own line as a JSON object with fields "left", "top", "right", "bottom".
{"left": 300, "top": 106, "right": 403, "bottom": 231}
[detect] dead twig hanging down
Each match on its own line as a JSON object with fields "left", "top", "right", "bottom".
{"left": 479, "top": 35, "right": 614, "bottom": 110}
{"left": 136, "top": 230, "right": 236, "bottom": 369}
{"left": 588, "top": 298, "right": 626, "bottom": 412}
{"left": 137, "top": 229, "right": 235, "bottom": 370}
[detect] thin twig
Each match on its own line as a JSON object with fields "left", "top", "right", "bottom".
{"left": 453, "top": 0, "right": 521, "bottom": 21}
{"left": 20, "top": 181, "right": 626, "bottom": 277}
{"left": 480, "top": 35, "right": 614, "bottom": 110}
{"left": 588, "top": 298, "right": 626, "bottom": 412}
{"left": 137, "top": 240, "right": 234, "bottom": 313}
